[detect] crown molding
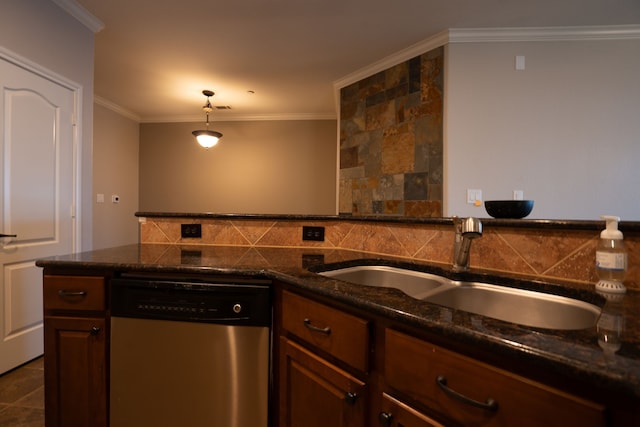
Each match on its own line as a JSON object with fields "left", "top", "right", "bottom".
{"left": 94, "top": 24, "right": 639, "bottom": 123}
{"left": 141, "top": 112, "right": 337, "bottom": 123}
{"left": 448, "top": 25, "right": 640, "bottom": 43}
{"left": 93, "top": 96, "right": 336, "bottom": 122}
{"left": 333, "top": 25, "right": 640, "bottom": 91}
{"left": 94, "top": 96, "right": 141, "bottom": 122}
{"left": 333, "top": 30, "right": 449, "bottom": 90}
{"left": 51, "top": 0, "right": 105, "bottom": 33}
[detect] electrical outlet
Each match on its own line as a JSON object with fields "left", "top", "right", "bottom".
{"left": 302, "top": 226, "right": 325, "bottom": 241}
{"left": 181, "top": 223, "right": 202, "bottom": 238}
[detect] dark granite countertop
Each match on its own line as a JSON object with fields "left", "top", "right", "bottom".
{"left": 135, "top": 211, "right": 640, "bottom": 232}
{"left": 36, "top": 243, "right": 640, "bottom": 400}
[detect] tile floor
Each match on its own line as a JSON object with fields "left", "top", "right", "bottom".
{"left": 0, "top": 357, "right": 44, "bottom": 427}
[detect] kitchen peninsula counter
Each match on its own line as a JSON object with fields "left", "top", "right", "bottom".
{"left": 36, "top": 243, "right": 640, "bottom": 403}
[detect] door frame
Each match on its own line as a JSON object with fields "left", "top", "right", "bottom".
{"left": 0, "top": 46, "right": 83, "bottom": 252}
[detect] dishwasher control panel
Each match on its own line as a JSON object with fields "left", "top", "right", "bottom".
{"left": 135, "top": 299, "right": 226, "bottom": 316}
{"left": 110, "top": 277, "right": 271, "bottom": 326}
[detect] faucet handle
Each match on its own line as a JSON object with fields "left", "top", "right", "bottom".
{"left": 461, "top": 217, "right": 483, "bottom": 236}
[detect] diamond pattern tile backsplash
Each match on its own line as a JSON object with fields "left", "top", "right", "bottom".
{"left": 140, "top": 217, "right": 639, "bottom": 290}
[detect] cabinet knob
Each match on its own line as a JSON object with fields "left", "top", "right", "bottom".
{"left": 378, "top": 412, "right": 393, "bottom": 427}
{"left": 344, "top": 391, "right": 358, "bottom": 405}
{"left": 90, "top": 326, "right": 101, "bottom": 336}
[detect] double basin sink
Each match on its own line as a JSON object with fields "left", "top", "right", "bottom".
{"left": 319, "top": 265, "right": 601, "bottom": 330}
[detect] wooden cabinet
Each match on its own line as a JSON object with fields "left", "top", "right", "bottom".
{"left": 274, "top": 286, "right": 620, "bottom": 427}
{"left": 277, "top": 290, "right": 370, "bottom": 427}
{"left": 279, "top": 338, "right": 366, "bottom": 427}
{"left": 384, "top": 328, "right": 606, "bottom": 427}
{"left": 281, "top": 290, "right": 370, "bottom": 372}
{"left": 38, "top": 271, "right": 633, "bottom": 427}
{"left": 43, "top": 275, "right": 108, "bottom": 427}
{"left": 378, "top": 393, "right": 444, "bottom": 427}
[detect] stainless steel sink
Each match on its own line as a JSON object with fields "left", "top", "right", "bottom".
{"left": 318, "top": 265, "right": 601, "bottom": 330}
{"left": 319, "top": 265, "right": 448, "bottom": 297}
{"left": 423, "top": 281, "right": 601, "bottom": 330}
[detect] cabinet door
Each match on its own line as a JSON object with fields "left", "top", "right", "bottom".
{"left": 378, "top": 393, "right": 445, "bottom": 427}
{"left": 44, "top": 316, "right": 107, "bottom": 427}
{"left": 279, "top": 337, "right": 366, "bottom": 427}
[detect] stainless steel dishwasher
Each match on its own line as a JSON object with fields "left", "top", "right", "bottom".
{"left": 109, "top": 274, "right": 271, "bottom": 427}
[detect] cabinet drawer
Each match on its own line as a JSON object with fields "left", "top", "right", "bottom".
{"left": 385, "top": 329, "right": 606, "bottom": 427}
{"left": 44, "top": 276, "right": 106, "bottom": 312}
{"left": 281, "top": 290, "right": 369, "bottom": 372}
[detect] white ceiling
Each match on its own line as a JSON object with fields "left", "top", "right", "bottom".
{"left": 69, "top": 0, "right": 640, "bottom": 122}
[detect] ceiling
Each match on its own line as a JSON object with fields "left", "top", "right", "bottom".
{"left": 69, "top": 0, "right": 640, "bottom": 122}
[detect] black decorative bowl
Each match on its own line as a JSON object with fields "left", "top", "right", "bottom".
{"left": 484, "top": 200, "right": 534, "bottom": 219}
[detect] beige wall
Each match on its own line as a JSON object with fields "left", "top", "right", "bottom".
{"left": 445, "top": 38, "right": 640, "bottom": 220}
{"left": 139, "top": 120, "right": 337, "bottom": 215}
{"left": 1, "top": 0, "right": 95, "bottom": 249}
{"left": 92, "top": 104, "right": 140, "bottom": 249}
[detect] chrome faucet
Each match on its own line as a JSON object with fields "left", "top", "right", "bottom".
{"left": 452, "top": 216, "right": 483, "bottom": 272}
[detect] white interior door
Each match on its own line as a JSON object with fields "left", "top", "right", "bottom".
{"left": 0, "top": 56, "right": 76, "bottom": 374}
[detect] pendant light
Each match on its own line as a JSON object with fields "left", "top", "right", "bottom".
{"left": 192, "top": 90, "right": 223, "bottom": 148}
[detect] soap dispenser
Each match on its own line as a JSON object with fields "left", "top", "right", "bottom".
{"left": 595, "top": 215, "right": 628, "bottom": 293}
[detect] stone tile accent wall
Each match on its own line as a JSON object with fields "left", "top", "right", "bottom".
{"left": 140, "top": 217, "right": 640, "bottom": 290}
{"left": 339, "top": 47, "right": 444, "bottom": 217}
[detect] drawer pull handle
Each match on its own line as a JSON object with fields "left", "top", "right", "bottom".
{"left": 436, "top": 375, "right": 498, "bottom": 411}
{"left": 58, "top": 290, "right": 88, "bottom": 297}
{"left": 344, "top": 391, "right": 358, "bottom": 405}
{"left": 378, "top": 411, "right": 393, "bottom": 427}
{"left": 303, "top": 318, "right": 331, "bottom": 335}
{"left": 90, "top": 326, "right": 101, "bottom": 336}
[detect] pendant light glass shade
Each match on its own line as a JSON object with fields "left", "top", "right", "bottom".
{"left": 193, "top": 90, "right": 223, "bottom": 148}
{"left": 192, "top": 130, "right": 222, "bottom": 148}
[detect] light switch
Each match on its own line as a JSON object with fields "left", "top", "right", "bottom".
{"left": 515, "top": 55, "right": 525, "bottom": 71}
{"left": 466, "top": 189, "right": 482, "bottom": 205}
{"left": 97, "top": 193, "right": 104, "bottom": 203}
{"left": 513, "top": 190, "right": 524, "bottom": 200}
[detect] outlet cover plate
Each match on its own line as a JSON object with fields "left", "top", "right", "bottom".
{"left": 302, "top": 226, "right": 325, "bottom": 241}
{"left": 181, "top": 223, "right": 202, "bottom": 238}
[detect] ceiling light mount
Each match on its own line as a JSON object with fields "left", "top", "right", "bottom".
{"left": 192, "top": 90, "right": 222, "bottom": 149}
